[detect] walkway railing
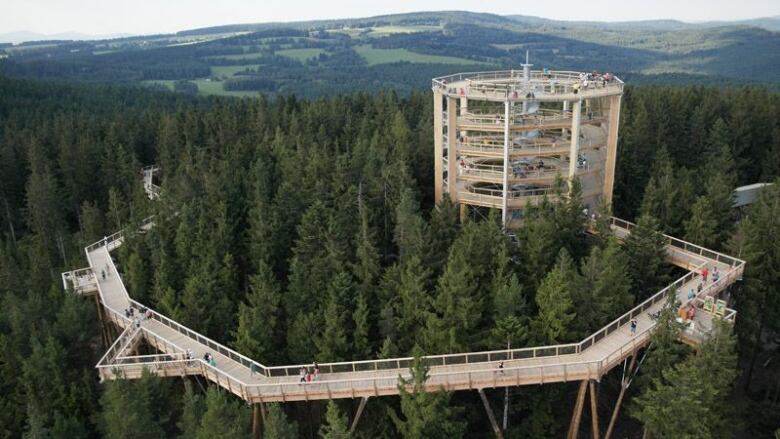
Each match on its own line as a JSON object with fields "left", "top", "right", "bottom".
{"left": 82, "top": 206, "right": 744, "bottom": 400}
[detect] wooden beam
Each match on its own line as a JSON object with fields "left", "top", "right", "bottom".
{"left": 433, "top": 91, "right": 444, "bottom": 204}
{"left": 252, "top": 403, "right": 263, "bottom": 439}
{"left": 349, "top": 397, "right": 369, "bottom": 434}
{"left": 589, "top": 380, "right": 600, "bottom": 439}
{"left": 603, "top": 95, "right": 622, "bottom": 205}
{"left": 447, "top": 97, "right": 459, "bottom": 203}
{"left": 567, "top": 380, "right": 588, "bottom": 439}
{"left": 478, "top": 389, "right": 504, "bottom": 439}
{"left": 604, "top": 351, "right": 638, "bottom": 439}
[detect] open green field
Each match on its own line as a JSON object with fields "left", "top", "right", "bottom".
{"left": 210, "top": 64, "right": 261, "bottom": 77}
{"left": 354, "top": 44, "right": 488, "bottom": 66}
{"left": 141, "top": 79, "right": 259, "bottom": 97}
{"left": 276, "top": 48, "right": 324, "bottom": 61}
{"left": 366, "top": 25, "right": 441, "bottom": 37}
{"left": 207, "top": 52, "right": 265, "bottom": 61}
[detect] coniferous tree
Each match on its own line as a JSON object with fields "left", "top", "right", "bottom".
{"left": 634, "top": 319, "right": 738, "bottom": 439}
{"left": 233, "top": 261, "right": 284, "bottom": 364}
{"left": 532, "top": 249, "right": 577, "bottom": 344}
{"left": 318, "top": 272, "right": 352, "bottom": 362}
{"left": 319, "top": 400, "right": 350, "bottom": 439}
{"left": 196, "top": 388, "right": 248, "bottom": 439}
{"left": 264, "top": 403, "right": 298, "bottom": 439}
{"left": 99, "top": 374, "right": 167, "bottom": 439}
{"left": 178, "top": 381, "right": 205, "bottom": 439}
{"left": 574, "top": 238, "right": 633, "bottom": 334}
{"left": 684, "top": 195, "right": 720, "bottom": 249}
{"left": 389, "top": 348, "right": 466, "bottom": 439}
{"left": 623, "top": 214, "right": 669, "bottom": 300}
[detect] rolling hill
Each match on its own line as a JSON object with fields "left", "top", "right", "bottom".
{"left": 1, "top": 11, "right": 779, "bottom": 97}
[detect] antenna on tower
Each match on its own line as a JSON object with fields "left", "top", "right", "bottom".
{"left": 521, "top": 50, "right": 533, "bottom": 83}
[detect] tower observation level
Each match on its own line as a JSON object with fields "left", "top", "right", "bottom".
{"left": 432, "top": 61, "right": 623, "bottom": 228}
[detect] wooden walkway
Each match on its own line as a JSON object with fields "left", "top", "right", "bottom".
{"left": 64, "top": 211, "right": 743, "bottom": 402}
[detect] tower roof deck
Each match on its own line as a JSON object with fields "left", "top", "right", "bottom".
{"left": 433, "top": 69, "right": 624, "bottom": 102}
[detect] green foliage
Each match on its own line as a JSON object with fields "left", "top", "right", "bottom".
{"left": 99, "top": 372, "right": 168, "bottom": 439}
{"left": 233, "top": 261, "right": 285, "bottom": 364}
{"left": 623, "top": 214, "right": 670, "bottom": 299}
{"left": 264, "top": 403, "right": 298, "bottom": 439}
{"left": 196, "top": 388, "right": 249, "bottom": 439}
{"left": 532, "top": 249, "right": 577, "bottom": 344}
{"left": 634, "top": 319, "right": 738, "bottom": 439}
{"left": 319, "top": 400, "right": 350, "bottom": 438}
{"left": 178, "top": 381, "right": 205, "bottom": 439}
{"left": 389, "top": 348, "right": 466, "bottom": 438}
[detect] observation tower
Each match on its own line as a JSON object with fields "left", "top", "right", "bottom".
{"left": 432, "top": 58, "right": 624, "bottom": 228}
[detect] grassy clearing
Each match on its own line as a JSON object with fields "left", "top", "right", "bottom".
{"left": 276, "top": 48, "right": 324, "bottom": 61}
{"left": 210, "top": 64, "right": 261, "bottom": 77}
{"left": 367, "top": 25, "right": 440, "bottom": 37}
{"left": 207, "top": 52, "right": 265, "bottom": 61}
{"left": 354, "top": 44, "right": 487, "bottom": 66}
{"left": 141, "top": 80, "right": 175, "bottom": 90}
{"left": 141, "top": 79, "right": 258, "bottom": 97}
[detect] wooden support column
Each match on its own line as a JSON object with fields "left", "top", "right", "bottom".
{"left": 589, "top": 380, "right": 600, "bottom": 439}
{"left": 567, "top": 380, "right": 588, "bottom": 439}
{"left": 349, "top": 397, "right": 369, "bottom": 434}
{"left": 603, "top": 95, "right": 622, "bottom": 205}
{"left": 478, "top": 389, "right": 504, "bottom": 439}
{"left": 447, "top": 97, "right": 459, "bottom": 203}
{"left": 605, "top": 351, "right": 638, "bottom": 439}
{"left": 568, "top": 100, "right": 582, "bottom": 183}
{"left": 433, "top": 91, "right": 444, "bottom": 204}
{"left": 501, "top": 100, "right": 511, "bottom": 228}
{"left": 93, "top": 295, "right": 111, "bottom": 349}
{"left": 252, "top": 403, "right": 264, "bottom": 439}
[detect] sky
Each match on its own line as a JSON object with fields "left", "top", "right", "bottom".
{"left": 2, "top": 0, "right": 780, "bottom": 36}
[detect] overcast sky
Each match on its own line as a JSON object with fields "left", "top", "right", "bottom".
{"left": 3, "top": 0, "right": 780, "bottom": 36}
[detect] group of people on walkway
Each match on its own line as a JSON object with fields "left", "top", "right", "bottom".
{"left": 299, "top": 362, "right": 321, "bottom": 383}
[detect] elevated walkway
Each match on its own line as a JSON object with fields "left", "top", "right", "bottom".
{"left": 65, "top": 197, "right": 743, "bottom": 402}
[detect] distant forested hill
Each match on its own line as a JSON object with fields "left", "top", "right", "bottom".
{"left": 1, "top": 11, "right": 779, "bottom": 97}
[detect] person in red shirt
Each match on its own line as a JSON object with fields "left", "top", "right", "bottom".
{"left": 701, "top": 267, "right": 709, "bottom": 282}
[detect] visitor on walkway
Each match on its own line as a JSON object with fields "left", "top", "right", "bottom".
{"left": 145, "top": 309, "right": 152, "bottom": 320}
{"left": 101, "top": 270, "right": 106, "bottom": 280}
{"left": 250, "top": 363, "right": 258, "bottom": 376}
{"left": 697, "top": 282, "right": 703, "bottom": 293}
{"left": 712, "top": 267, "right": 720, "bottom": 283}
{"left": 313, "top": 362, "right": 320, "bottom": 381}
{"left": 134, "top": 317, "right": 141, "bottom": 329}
{"left": 497, "top": 360, "right": 505, "bottom": 374}
{"left": 688, "top": 289, "right": 696, "bottom": 300}
{"left": 630, "top": 319, "right": 637, "bottom": 335}
{"left": 702, "top": 267, "right": 709, "bottom": 282}
{"left": 299, "top": 367, "right": 307, "bottom": 383}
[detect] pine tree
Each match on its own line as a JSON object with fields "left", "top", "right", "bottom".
{"left": 233, "top": 261, "right": 284, "bottom": 364}
{"left": 264, "top": 404, "right": 298, "bottom": 439}
{"left": 532, "top": 249, "right": 577, "bottom": 344}
{"left": 623, "top": 214, "right": 669, "bottom": 300}
{"left": 635, "top": 291, "right": 687, "bottom": 389}
{"left": 318, "top": 272, "right": 352, "bottom": 362}
{"left": 393, "top": 188, "right": 429, "bottom": 263}
{"left": 389, "top": 348, "right": 466, "bottom": 439}
{"left": 196, "top": 388, "right": 248, "bottom": 439}
{"left": 634, "top": 319, "right": 738, "bottom": 439}
{"left": 319, "top": 400, "right": 350, "bottom": 439}
{"left": 684, "top": 195, "right": 720, "bottom": 249}
{"left": 178, "top": 381, "right": 205, "bottom": 439}
{"left": 574, "top": 238, "right": 633, "bottom": 334}
{"left": 99, "top": 374, "right": 167, "bottom": 439}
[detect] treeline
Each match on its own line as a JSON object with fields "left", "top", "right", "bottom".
{"left": 0, "top": 76, "right": 778, "bottom": 438}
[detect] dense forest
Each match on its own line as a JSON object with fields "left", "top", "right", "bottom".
{"left": 0, "top": 76, "right": 779, "bottom": 438}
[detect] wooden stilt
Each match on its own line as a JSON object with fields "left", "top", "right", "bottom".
{"left": 478, "top": 389, "right": 504, "bottom": 439}
{"left": 93, "top": 295, "right": 111, "bottom": 349}
{"left": 589, "top": 380, "right": 600, "bottom": 439}
{"left": 604, "top": 352, "right": 638, "bottom": 439}
{"left": 252, "top": 403, "right": 263, "bottom": 439}
{"left": 567, "top": 380, "right": 588, "bottom": 439}
{"left": 349, "top": 397, "right": 369, "bottom": 434}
